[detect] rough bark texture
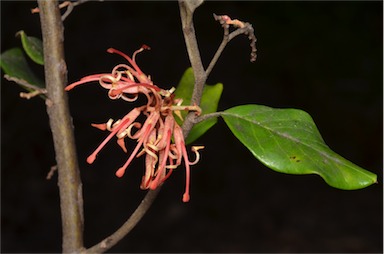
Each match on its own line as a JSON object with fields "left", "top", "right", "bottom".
{"left": 38, "top": 1, "right": 84, "bottom": 252}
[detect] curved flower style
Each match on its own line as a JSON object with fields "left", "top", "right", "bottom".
{"left": 66, "top": 46, "right": 203, "bottom": 202}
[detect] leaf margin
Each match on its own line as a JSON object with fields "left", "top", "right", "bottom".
{"left": 221, "top": 104, "right": 378, "bottom": 190}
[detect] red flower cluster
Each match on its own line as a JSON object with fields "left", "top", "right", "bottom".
{"left": 65, "top": 46, "right": 203, "bottom": 202}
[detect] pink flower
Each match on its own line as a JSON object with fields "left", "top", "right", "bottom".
{"left": 66, "top": 46, "right": 203, "bottom": 202}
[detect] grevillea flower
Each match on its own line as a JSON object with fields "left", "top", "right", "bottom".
{"left": 66, "top": 46, "right": 203, "bottom": 202}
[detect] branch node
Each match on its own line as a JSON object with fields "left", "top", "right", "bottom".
{"left": 45, "top": 98, "right": 54, "bottom": 107}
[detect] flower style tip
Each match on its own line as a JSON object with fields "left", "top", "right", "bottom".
{"left": 115, "top": 167, "right": 125, "bottom": 178}
{"left": 182, "top": 193, "right": 190, "bottom": 203}
{"left": 87, "top": 154, "right": 96, "bottom": 164}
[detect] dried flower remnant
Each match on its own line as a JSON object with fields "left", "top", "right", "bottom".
{"left": 213, "top": 13, "right": 257, "bottom": 62}
{"left": 66, "top": 46, "right": 203, "bottom": 202}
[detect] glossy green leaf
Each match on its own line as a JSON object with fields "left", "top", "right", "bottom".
{"left": 222, "top": 104, "right": 377, "bottom": 190}
{"left": 0, "top": 47, "right": 45, "bottom": 89}
{"left": 17, "top": 30, "right": 44, "bottom": 65}
{"left": 174, "top": 67, "right": 223, "bottom": 144}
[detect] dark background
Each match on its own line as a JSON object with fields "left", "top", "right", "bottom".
{"left": 1, "top": 1, "right": 383, "bottom": 253}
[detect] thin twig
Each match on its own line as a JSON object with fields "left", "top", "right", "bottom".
{"left": 4, "top": 74, "right": 47, "bottom": 99}
{"left": 4, "top": 74, "right": 46, "bottom": 92}
{"left": 84, "top": 188, "right": 161, "bottom": 253}
{"left": 46, "top": 165, "right": 58, "bottom": 180}
{"left": 32, "top": 0, "right": 103, "bottom": 21}
{"left": 194, "top": 111, "right": 223, "bottom": 124}
{"left": 20, "top": 90, "right": 44, "bottom": 99}
{"left": 205, "top": 38, "right": 228, "bottom": 79}
{"left": 60, "top": 1, "right": 74, "bottom": 21}
{"left": 206, "top": 14, "right": 257, "bottom": 78}
{"left": 38, "top": 1, "right": 84, "bottom": 252}
{"left": 61, "top": 0, "right": 104, "bottom": 21}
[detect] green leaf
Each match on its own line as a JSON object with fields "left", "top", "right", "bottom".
{"left": 222, "top": 104, "right": 377, "bottom": 190}
{"left": 17, "top": 30, "right": 44, "bottom": 65}
{"left": 0, "top": 47, "right": 45, "bottom": 89}
{"left": 174, "top": 67, "right": 223, "bottom": 144}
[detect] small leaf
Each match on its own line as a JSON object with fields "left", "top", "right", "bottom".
{"left": 17, "top": 30, "right": 44, "bottom": 65}
{"left": 222, "top": 104, "right": 377, "bottom": 190}
{"left": 0, "top": 47, "right": 45, "bottom": 89}
{"left": 174, "top": 67, "right": 223, "bottom": 144}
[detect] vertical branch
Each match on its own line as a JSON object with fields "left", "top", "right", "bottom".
{"left": 178, "top": 0, "right": 206, "bottom": 103}
{"left": 178, "top": 0, "right": 207, "bottom": 137}
{"left": 38, "top": 1, "right": 84, "bottom": 252}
